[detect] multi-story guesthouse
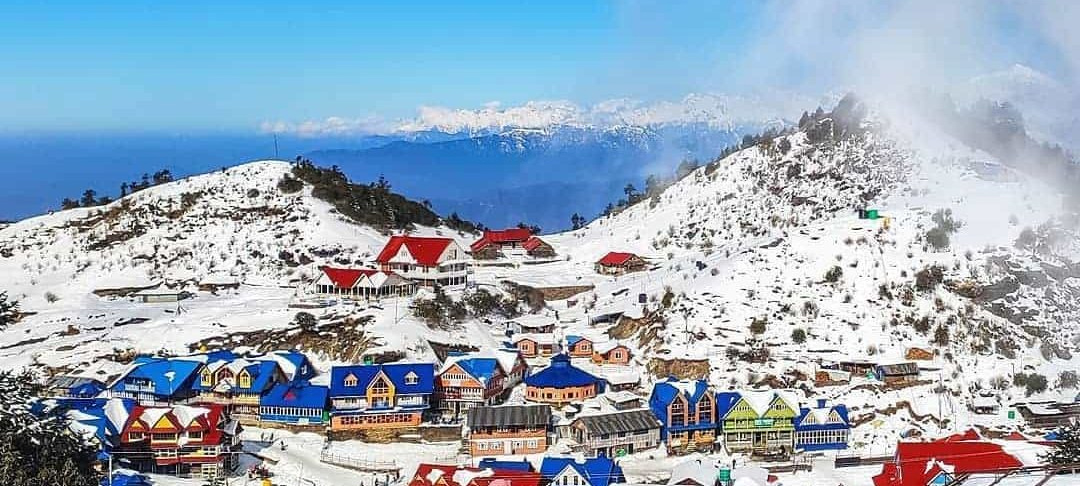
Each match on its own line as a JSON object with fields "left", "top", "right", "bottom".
{"left": 106, "top": 356, "right": 204, "bottom": 405}
{"left": 191, "top": 353, "right": 285, "bottom": 423}
{"left": 375, "top": 235, "right": 469, "bottom": 287}
{"left": 328, "top": 363, "right": 435, "bottom": 431}
{"left": 465, "top": 404, "right": 551, "bottom": 456}
{"left": 594, "top": 252, "right": 647, "bottom": 276}
{"left": 591, "top": 342, "right": 632, "bottom": 365}
{"left": 649, "top": 379, "right": 717, "bottom": 454}
{"left": 435, "top": 352, "right": 512, "bottom": 416}
{"left": 715, "top": 390, "right": 799, "bottom": 456}
{"left": 470, "top": 228, "right": 555, "bottom": 260}
{"left": 115, "top": 403, "right": 240, "bottom": 480}
{"left": 524, "top": 354, "right": 603, "bottom": 406}
{"left": 793, "top": 399, "right": 850, "bottom": 451}
{"left": 568, "top": 408, "right": 662, "bottom": 458}
{"left": 311, "top": 266, "right": 417, "bottom": 300}
{"left": 258, "top": 381, "right": 329, "bottom": 426}
{"left": 539, "top": 457, "right": 626, "bottom": 486}
{"left": 514, "top": 334, "right": 559, "bottom": 358}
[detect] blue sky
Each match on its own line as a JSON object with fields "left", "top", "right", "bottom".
{"left": 0, "top": 1, "right": 1073, "bottom": 133}
{"left": 0, "top": 1, "right": 763, "bottom": 132}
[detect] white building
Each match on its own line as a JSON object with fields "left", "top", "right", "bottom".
{"left": 375, "top": 235, "right": 469, "bottom": 287}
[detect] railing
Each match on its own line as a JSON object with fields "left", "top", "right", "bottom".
{"left": 319, "top": 451, "right": 400, "bottom": 473}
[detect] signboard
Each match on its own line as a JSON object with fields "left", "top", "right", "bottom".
{"left": 1007, "top": 410, "right": 1016, "bottom": 420}
{"left": 754, "top": 418, "right": 775, "bottom": 427}
{"left": 718, "top": 468, "right": 731, "bottom": 482}
{"left": 363, "top": 355, "right": 375, "bottom": 365}
{"left": 615, "top": 448, "right": 627, "bottom": 457}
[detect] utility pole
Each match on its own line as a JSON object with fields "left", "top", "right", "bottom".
{"left": 274, "top": 134, "right": 280, "bottom": 160}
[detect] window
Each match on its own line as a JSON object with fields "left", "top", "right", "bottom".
{"left": 238, "top": 372, "right": 251, "bottom": 389}
{"left": 200, "top": 370, "right": 212, "bottom": 386}
{"left": 405, "top": 371, "right": 419, "bottom": 385}
{"left": 370, "top": 376, "right": 391, "bottom": 395}
{"left": 128, "top": 432, "right": 145, "bottom": 441}
{"left": 188, "top": 430, "right": 203, "bottom": 440}
{"left": 344, "top": 373, "right": 358, "bottom": 387}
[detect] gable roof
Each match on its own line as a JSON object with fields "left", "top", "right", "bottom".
{"left": 596, "top": 252, "right": 639, "bottom": 266}
{"left": 873, "top": 441, "right": 1023, "bottom": 486}
{"left": 876, "top": 362, "right": 919, "bottom": 375}
{"left": 261, "top": 382, "right": 329, "bottom": 409}
{"left": 476, "top": 459, "right": 534, "bottom": 472}
{"left": 110, "top": 357, "right": 203, "bottom": 398}
{"left": 441, "top": 356, "right": 501, "bottom": 383}
{"left": 123, "top": 404, "right": 226, "bottom": 444}
{"left": 539, "top": 457, "right": 625, "bottom": 486}
{"left": 320, "top": 267, "right": 378, "bottom": 288}
{"left": 524, "top": 354, "right": 600, "bottom": 388}
{"left": 795, "top": 403, "right": 850, "bottom": 431}
{"left": 410, "top": 464, "right": 542, "bottom": 486}
{"left": 574, "top": 409, "right": 661, "bottom": 435}
{"left": 192, "top": 359, "right": 280, "bottom": 393}
{"left": 467, "top": 404, "right": 551, "bottom": 428}
{"left": 651, "top": 379, "right": 711, "bottom": 409}
{"left": 329, "top": 363, "right": 435, "bottom": 397}
{"left": 522, "top": 236, "right": 549, "bottom": 251}
{"left": 471, "top": 228, "right": 533, "bottom": 251}
{"left": 376, "top": 236, "right": 456, "bottom": 266}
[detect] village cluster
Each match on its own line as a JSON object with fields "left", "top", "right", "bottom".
{"left": 37, "top": 229, "right": 1078, "bottom": 486}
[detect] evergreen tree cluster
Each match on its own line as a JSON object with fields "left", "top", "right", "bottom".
{"left": 0, "top": 370, "right": 101, "bottom": 486}
{"left": 0, "top": 292, "right": 18, "bottom": 329}
{"left": 600, "top": 158, "right": 702, "bottom": 218}
{"left": 59, "top": 169, "right": 174, "bottom": 211}
{"left": 289, "top": 158, "right": 482, "bottom": 233}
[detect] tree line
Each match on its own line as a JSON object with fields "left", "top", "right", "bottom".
{"left": 59, "top": 169, "right": 174, "bottom": 210}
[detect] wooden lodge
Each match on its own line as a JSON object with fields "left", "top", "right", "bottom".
{"left": 594, "top": 252, "right": 647, "bottom": 276}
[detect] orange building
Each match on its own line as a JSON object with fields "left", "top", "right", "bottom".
{"left": 465, "top": 404, "right": 551, "bottom": 456}
{"left": 523, "top": 354, "right": 602, "bottom": 406}
{"left": 592, "top": 342, "right": 632, "bottom": 365}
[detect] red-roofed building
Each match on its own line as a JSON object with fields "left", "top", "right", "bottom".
{"left": 117, "top": 403, "right": 240, "bottom": 479}
{"left": 376, "top": 235, "right": 469, "bottom": 287}
{"left": 594, "top": 252, "right": 646, "bottom": 276}
{"left": 312, "top": 266, "right": 417, "bottom": 300}
{"left": 409, "top": 464, "right": 543, "bottom": 486}
{"left": 471, "top": 229, "right": 555, "bottom": 260}
{"left": 871, "top": 440, "right": 1024, "bottom": 486}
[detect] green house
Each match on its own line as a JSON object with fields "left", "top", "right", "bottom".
{"left": 715, "top": 390, "right": 798, "bottom": 456}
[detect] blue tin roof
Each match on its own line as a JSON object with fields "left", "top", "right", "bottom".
{"left": 524, "top": 354, "right": 600, "bottom": 388}
{"left": 650, "top": 379, "right": 711, "bottom": 409}
{"left": 539, "top": 457, "right": 624, "bottom": 486}
{"left": 329, "top": 363, "right": 435, "bottom": 397}
{"left": 715, "top": 391, "right": 741, "bottom": 418}
{"left": 111, "top": 357, "right": 202, "bottom": 398}
{"left": 270, "top": 350, "right": 317, "bottom": 381}
{"left": 794, "top": 403, "right": 850, "bottom": 432}
{"left": 69, "top": 381, "right": 105, "bottom": 398}
{"left": 452, "top": 357, "right": 501, "bottom": 382}
{"left": 261, "top": 381, "right": 329, "bottom": 409}
{"left": 566, "top": 335, "right": 585, "bottom": 347}
{"left": 477, "top": 459, "right": 535, "bottom": 472}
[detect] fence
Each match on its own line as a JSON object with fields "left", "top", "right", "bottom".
{"left": 319, "top": 450, "right": 400, "bottom": 473}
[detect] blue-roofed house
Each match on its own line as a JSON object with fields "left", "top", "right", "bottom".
{"left": 648, "top": 378, "right": 716, "bottom": 454}
{"left": 259, "top": 381, "right": 329, "bottom": 426}
{"left": 192, "top": 356, "right": 285, "bottom": 423}
{"left": 524, "top": 354, "right": 603, "bottom": 406}
{"left": 265, "top": 350, "right": 317, "bottom": 382}
{"left": 539, "top": 457, "right": 625, "bottom": 486}
{"left": 45, "top": 375, "right": 107, "bottom": 399}
{"left": 565, "top": 335, "right": 594, "bottom": 358}
{"left": 794, "top": 399, "right": 850, "bottom": 451}
{"left": 329, "top": 362, "right": 435, "bottom": 431}
{"left": 435, "top": 352, "right": 514, "bottom": 416}
{"left": 106, "top": 357, "right": 203, "bottom": 405}
{"left": 476, "top": 458, "right": 535, "bottom": 472}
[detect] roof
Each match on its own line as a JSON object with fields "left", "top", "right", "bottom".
{"left": 329, "top": 363, "right": 435, "bottom": 397}
{"left": 467, "top": 404, "right": 551, "bottom": 428}
{"left": 524, "top": 354, "right": 600, "bottom": 388}
{"left": 522, "top": 236, "right": 549, "bottom": 251}
{"left": 411, "top": 464, "right": 542, "bottom": 486}
{"left": 513, "top": 333, "right": 556, "bottom": 345}
{"left": 877, "top": 362, "right": 919, "bottom": 375}
{"left": 668, "top": 459, "right": 718, "bottom": 486}
{"left": 110, "top": 357, "right": 203, "bottom": 398}
{"left": 566, "top": 335, "right": 590, "bottom": 347}
{"left": 261, "top": 382, "right": 329, "bottom": 410}
{"left": 651, "top": 378, "right": 711, "bottom": 409}
{"left": 596, "top": 252, "right": 639, "bottom": 266}
{"left": 471, "top": 228, "right": 534, "bottom": 251}
{"left": 476, "top": 459, "right": 534, "bottom": 472}
{"left": 376, "top": 235, "right": 455, "bottom": 266}
{"left": 123, "top": 404, "right": 227, "bottom": 445}
{"left": 539, "top": 457, "right": 625, "bottom": 486}
{"left": 574, "top": 409, "right": 660, "bottom": 435}
{"left": 794, "top": 403, "right": 850, "bottom": 431}
{"left": 320, "top": 267, "right": 378, "bottom": 288}
{"left": 873, "top": 441, "right": 1023, "bottom": 486}
{"left": 192, "top": 359, "right": 280, "bottom": 393}
{"left": 441, "top": 356, "right": 501, "bottom": 383}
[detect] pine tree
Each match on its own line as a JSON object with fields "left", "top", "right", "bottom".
{"left": 570, "top": 213, "right": 586, "bottom": 230}
{"left": 79, "top": 189, "right": 97, "bottom": 207}
{"left": 0, "top": 370, "right": 100, "bottom": 486}
{"left": 60, "top": 198, "right": 79, "bottom": 210}
{"left": 0, "top": 292, "right": 17, "bottom": 328}
{"left": 1042, "top": 422, "right": 1080, "bottom": 466}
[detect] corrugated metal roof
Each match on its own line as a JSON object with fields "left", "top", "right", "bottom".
{"left": 467, "top": 404, "right": 551, "bottom": 428}
{"left": 573, "top": 409, "right": 660, "bottom": 436}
